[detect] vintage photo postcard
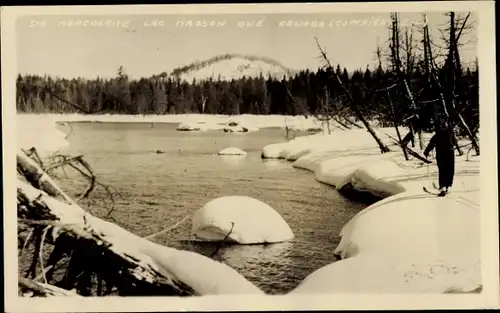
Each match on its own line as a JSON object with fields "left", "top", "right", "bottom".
{"left": 2, "top": 2, "right": 499, "bottom": 311}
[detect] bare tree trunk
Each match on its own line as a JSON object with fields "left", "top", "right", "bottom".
{"left": 446, "top": 12, "right": 480, "bottom": 155}
{"left": 315, "top": 38, "right": 390, "bottom": 153}
{"left": 387, "top": 91, "right": 409, "bottom": 160}
{"left": 390, "top": 13, "right": 423, "bottom": 150}
{"left": 423, "top": 14, "right": 464, "bottom": 155}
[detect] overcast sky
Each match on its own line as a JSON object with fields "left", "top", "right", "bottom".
{"left": 16, "top": 12, "right": 477, "bottom": 79}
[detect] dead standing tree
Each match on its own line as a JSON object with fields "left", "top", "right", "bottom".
{"left": 442, "top": 12, "right": 480, "bottom": 155}
{"left": 422, "top": 12, "right": 478, "bottom": 155}
{"left": 388, "top": 13, "right": 425, "bottom": 150}
{"left": 315, "top": 38, "right": 391, "bottom": 153}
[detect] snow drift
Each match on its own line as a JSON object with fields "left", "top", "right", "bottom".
{"left": 292, "top": 252, "right": 481, "bottom": 293}
{"left": 191, "top": 196, "right": 294, "bottom": 244}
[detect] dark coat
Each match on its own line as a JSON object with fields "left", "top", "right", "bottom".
{"left": 424, "top": 128, "right": 455, "bottom": 188}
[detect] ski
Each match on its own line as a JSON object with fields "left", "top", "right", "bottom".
{"left": 423, "top": 186, "right": 446, "bottom": 197}
{"left": 423, "top": 186, "right": 439, "bottom": 195}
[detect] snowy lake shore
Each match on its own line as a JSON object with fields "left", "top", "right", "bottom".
{"left": 261, "top": 127, "right": 481, "bottom": 293}
{"left": 16, "top": 114, "right": 482, "bottom": 294}
{"left": 16, "top": 113, "right": 327, "bottom": 132}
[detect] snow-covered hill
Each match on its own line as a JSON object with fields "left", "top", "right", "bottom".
{"left": 169, "top": 54, "right": 297, "bottom": 82}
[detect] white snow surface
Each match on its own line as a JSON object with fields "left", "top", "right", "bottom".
{"left": 218, "top": 148, "right": 247, "bottom": 156}
{"left": 292, "top": 252, "right": 481, "bottom": 293}
{"left": 17, "top": 115, "right": 70, "bottom": 156}
{"left": 18, "top": 113, "right": 336, "bottom": 132}
{"left": 191, "top": 196, "right": 294, "bottom": 244}
{"left": 262, "top": 127, "right": 481, "bottom": 293}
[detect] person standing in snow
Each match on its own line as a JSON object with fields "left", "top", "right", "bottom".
{"left": 423, "top": 119, "right": 456, "bottom": 197}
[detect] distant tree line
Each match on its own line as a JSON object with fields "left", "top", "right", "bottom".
{"left": 16, "top": 63, "right": 477, "bottom": 130}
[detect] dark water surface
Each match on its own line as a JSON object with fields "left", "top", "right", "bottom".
{"left": 59, "top": 122, "right": 366, "bottom": 294}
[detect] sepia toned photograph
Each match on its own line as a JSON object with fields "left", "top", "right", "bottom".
{"left": 2, "top": 2, "right": 498, "bottom": 312}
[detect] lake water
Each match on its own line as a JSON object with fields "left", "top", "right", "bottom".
{"left": 57, "top": 122, "right": 366, "bottom": 295}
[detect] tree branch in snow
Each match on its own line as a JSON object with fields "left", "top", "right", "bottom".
{"left": 210, "top": 222, "right": 235, "bottom": 258}
{"left": 17, "top": 150, "right": 199, "bottom": 297}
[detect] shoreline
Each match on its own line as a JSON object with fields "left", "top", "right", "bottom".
{"left": 16, "top": 114, "right": 482, "bottom": 293}
{"left": 261, "top": 128, "right": 481, "bottom": 293}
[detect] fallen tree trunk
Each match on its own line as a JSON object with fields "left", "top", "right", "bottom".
{"left": 17, "top": 149, "right": 264, "bottom": 296}
{"left": 18, "top": 179, "right": 197, "bottom": 296}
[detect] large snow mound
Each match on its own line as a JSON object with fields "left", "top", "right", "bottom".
{"left": 218, "top": 148, "right": 247, "bottom": 156}
{"left": 292, "top": 253, "right": 481, "bottom": 293}
{"left": 191, "top": 196, "right": 294, "bottom": 244}
{"left": 334, "top": 190, "right": 480, "bottom": 260}
{"left": 17, "top": 115, "right": 70, "bottom": 156}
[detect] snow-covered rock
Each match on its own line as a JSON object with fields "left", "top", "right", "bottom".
{"left": 191, "top": 196, "right": 294, "bottom": 244}
{"left": 222, "top": 121, "right": 259, "bottom": 133}
{"left": 176, "top": 121, "right": 208, "bottom": 131}
{"left": 17, "top": 115, "right": 70, "bottom": 157}
{"left": 218, "top": 147, "right": 247, "bottom": 156}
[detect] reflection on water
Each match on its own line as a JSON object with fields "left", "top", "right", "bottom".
{"left": 262, "top": 159, "right": 288, "bottom": 170}
{"left": 222, "top": 242, "right": 294, "bottom": 268}
{"left": 60, "top": 122, "right": 366, "bottom": 294}
{"left": 219, "top": 155, "right": 247, "bottom": 166}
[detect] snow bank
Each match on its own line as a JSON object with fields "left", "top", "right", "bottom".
{"left": 262, "top": 127, "right": 481, "bottom": 293}
{"left": 17, "top": 114, "right": 70, "bottom": 156}
{"left": 218, "top": 148, "right": 247, "bottom": 156}
{"left": 191, "top": 196, "right": 294, "bottom": 244}
{"left": 334, "top": 190, "right": 480, "bottom": 260}
{"left": 138, "top": 241, "right": 264, "bottom": 295}
{"left": 18, "top": 113, "right": 330, "bottom": 131}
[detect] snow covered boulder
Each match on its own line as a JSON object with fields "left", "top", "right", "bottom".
{"left": 218, "top": 147, "right": 247, "bottom": 156}
{"left": 222, "top": 121, "right": 259, "bottom": 133}
{"left": 261, "top": 142, "right": 291, "bottom": 159}
{"left": 176, "top": 122, "right": 208, "bottom": 131}
{"left": 191, "top": 196, "right": 294, "bottom": 244}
